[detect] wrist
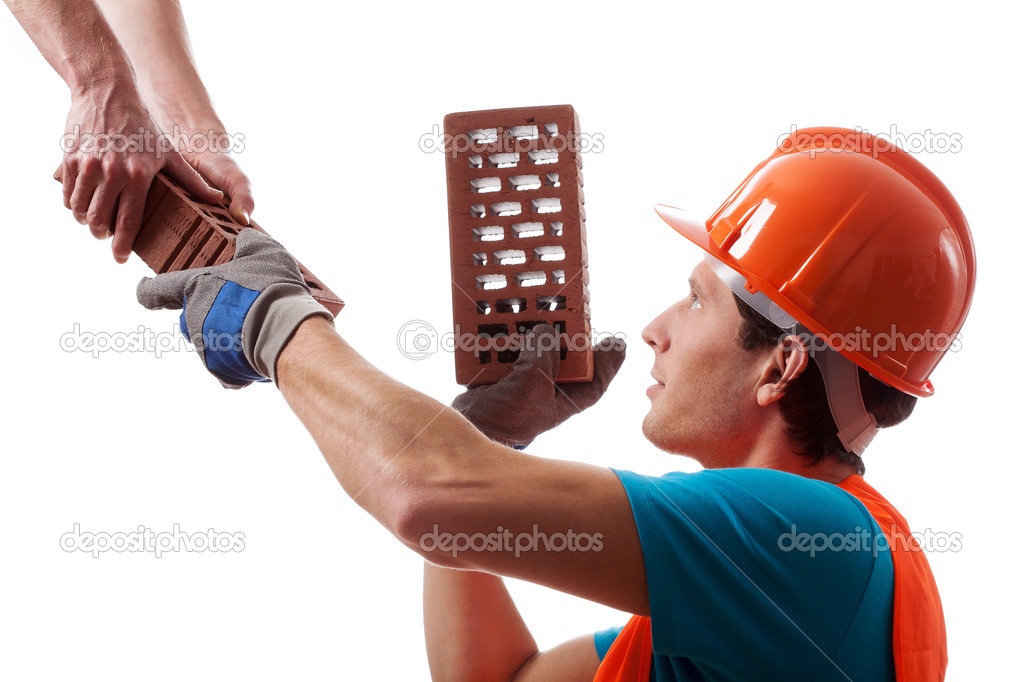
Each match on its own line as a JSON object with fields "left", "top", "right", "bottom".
{"left": 242, "top": 284, "right": 334, "bottom": 385}
{"left": 68, "top": 65, "right": 139, "bottom": 105}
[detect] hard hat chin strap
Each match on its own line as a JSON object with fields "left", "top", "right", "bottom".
{"left": 705, "top": 256, "right": 879, "bottom": 456}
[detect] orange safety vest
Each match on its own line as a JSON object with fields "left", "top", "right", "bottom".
{"left": 593, "top": 475, "right": 947, "bottom": 681}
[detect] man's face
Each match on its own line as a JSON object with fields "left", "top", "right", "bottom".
{"left": 640, "top": 260, "right": 769, "bottom": 467}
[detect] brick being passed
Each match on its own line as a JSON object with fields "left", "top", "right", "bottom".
{"left": 444, "top": 105, "right": 592, "bottom": 386}
{"left": 53, "top": 167, "right": 344, "bottom": 316}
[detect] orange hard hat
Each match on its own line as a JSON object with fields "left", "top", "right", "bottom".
{"left": 655, "top": 126, "right": 975, "bottom": 399}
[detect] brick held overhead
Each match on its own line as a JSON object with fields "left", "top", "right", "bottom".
{"left": 52, "top": 167, "right": 344, "bottom": 317}
{"left": 443, "top": 105, "right": 593, "bottom": 386}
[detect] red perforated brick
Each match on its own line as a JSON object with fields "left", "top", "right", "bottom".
{"left": 444, "top": 105, "right": 592, "bottom": 386}
{"left": 53, "top": 168, "right": 344, "bottom": 316}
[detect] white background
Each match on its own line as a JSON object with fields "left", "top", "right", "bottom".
{"left": 0, "top": 1, "right": 1018, "bottom": 679}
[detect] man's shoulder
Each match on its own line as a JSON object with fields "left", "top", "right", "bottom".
{"left": 611, "top": 466, "right": 876, "bottom": 530}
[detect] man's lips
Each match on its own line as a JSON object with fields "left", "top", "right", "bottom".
{"left": 648, "top": 372, "right": 665, "bottom": 397}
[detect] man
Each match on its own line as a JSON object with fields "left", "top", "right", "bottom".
{"left": 132, "top": 127, "right": 973, "bottom": 680}
{"left": 1, "top": 1, "right": 978, "bottom": 677}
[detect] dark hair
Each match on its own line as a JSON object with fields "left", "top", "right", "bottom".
{"left": 733, "top": 294, "right": 917, "bottom": 474}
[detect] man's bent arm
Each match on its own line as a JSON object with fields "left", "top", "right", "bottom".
{"left": 276, "top": 316, "right": 649, "bottom": 617}
{"left": 424, "top": 562, "right": 602, "bottom": 681}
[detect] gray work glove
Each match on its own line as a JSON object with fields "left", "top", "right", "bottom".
{"left": 136, "top": 228, "right": 334, "bottom": 389}
{"left": 451, "top": 324, "right": 626, "bottom": 448}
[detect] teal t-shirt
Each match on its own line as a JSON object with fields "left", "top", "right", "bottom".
{"left": 594, "top": 468, "right": 895, "bottom": 681}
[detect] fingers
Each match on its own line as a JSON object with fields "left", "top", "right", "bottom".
{"left": 67, "top": 161, "right": 98, "bottom": 227}
{"left": 86, "top": 181, "right": 125, "bottom": 239}
{"left": 136, "top": 269, "right": 199, "bottom": 310}
{"left": 510, "top": 323, "right": 561, "bottom": 383}
{"left": 110, "top": 178, "right": 149, "bottom": 264}
{"left": 165, "top": 151, "right": 224, "bottom": 204}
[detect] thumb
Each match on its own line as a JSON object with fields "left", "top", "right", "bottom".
{"left": 136, "top": 269, "right": 201, "bottom": 310}
{"left": 200, "top": 157, "right": 254, "bottom": 225}
{"left": 591, "top": 335, "right": 627, "bottom": 389}
{"left": 164, "top": 152, "right": 225, "bottom": 204}
{"left": 555, "top": 335, "right": 627, "bottom": 413}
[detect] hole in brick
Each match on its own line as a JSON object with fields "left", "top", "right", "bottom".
{"left": 493, "top": 249, "right": 526, "bottom": 265}
{"left": 305, "top": 279, "right": 324, "bottom": 293}
{"left": 537, "top": 295, "right": 567, "bottom": 311}
{"left": 515, "top": 271, "right": 547, "bottom": 287}
{"left": 478, "top": 323, "right": 509, "bottom": 337}
{"left": 509, "top": 175, "right": 541, "bottom": 191}
{"left": 532, "top": 198, "right": 562, "bottom": 214}
{"left": 529, "top": 150, "right": 558, "bottom": 165}
{"left": 507, "top": 125, "right": 538, "bottom": 140}
{"left": 553, "top": 269, "right": 566, "bottom": 284}
{"left": 472, "top": 252, "right": 488, "bottom": 266}
{"left": 476, "top": 300, "right": 492, "bottom": 315}
{"left": 478, "top": 350, "right": 492, "bottom": 364}
{"left": 471, "top": 204, "right": 486, "bottom": 218}
{"left": 492, "top": 202, "right": 521, "bottom": 217}
{"left": 546, "top": 173, "right": 560, "bottom": 187}
{"left": 544, "top": 123, "right": 559, "bottom": 135}
{"left": 488, "top": 152, "right": 519, "bottom": 168}
{"left": 534, "top": 245, "right": 565, "bottom": 261}
{"left": 473, "top": 225, "right": 504, "bottom": 241}
{"left": 497, "top": 348, "right": 520, "bottom": 364}
{"left": 496, "top": 297, "right": 527, "bottom": 313}
{"left": 550, "top": 221, "right": 564, "bottom": 237}
{"left": 511, "top": 222, "right": 544, "bottom": 239}
{"left": 469, "top": 128, "right": 498, "bottom": 143}
{"left": 219, "top": 223, "right": 240, "bottom": 235}
{"left": 471, "top": 177, "right": 501, "bottom": 194}
{"left": 468, "top": 155, "right": 483, "bottom": 169}
{"left": 476, "top": 274, "right": 507, "bottom": 290}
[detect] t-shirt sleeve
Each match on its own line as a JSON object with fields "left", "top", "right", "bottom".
{"left": 593, "top": 625, "right": 625, "bottom": 661}
{"left": 610, "top": 467, "right": 891, "bottom": 678}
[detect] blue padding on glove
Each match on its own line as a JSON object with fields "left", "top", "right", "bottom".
{"left": 201, "top": 281, "right": 269, "bottom": 387}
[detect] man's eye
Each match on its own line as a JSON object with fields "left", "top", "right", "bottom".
{"left": 688, "top": 291, "right": 702, "bottom": 310}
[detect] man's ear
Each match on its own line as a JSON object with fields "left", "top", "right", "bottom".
{"left": 756, "top": 334, "right": 809, "bottom": 407}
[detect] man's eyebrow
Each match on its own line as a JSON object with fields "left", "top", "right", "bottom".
{"left": 688, "top": 276, "right": 710, "bottom": 301}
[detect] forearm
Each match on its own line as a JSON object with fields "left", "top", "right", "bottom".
{"left": 276, "top": 316, "right": 491, "bottom": 536}
{"left": 94, "top": 0, "right": 218, "bottom": 129}
{"left": 4, "top": 0, "right": 136, "bottom": 97}
{"left": 423, "top": 562, "right": 539, "bottom": 681}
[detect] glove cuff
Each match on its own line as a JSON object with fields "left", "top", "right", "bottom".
{"left": 242, "top": 282, "right": 334, "bottom": 385}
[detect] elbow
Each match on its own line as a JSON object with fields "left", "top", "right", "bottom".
{"left": 380, "top": 434, "right": 493, "bottom": 569}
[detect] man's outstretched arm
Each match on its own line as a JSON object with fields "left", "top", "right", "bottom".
{"left": 275, "top": 316, "right": 649, "bottom": 617}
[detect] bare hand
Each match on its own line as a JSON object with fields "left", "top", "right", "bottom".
{"left": 60, "top": 78, "right": 225, "bottom": 263}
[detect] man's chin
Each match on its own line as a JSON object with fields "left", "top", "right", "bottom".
{"left": 642, "top": 412, "right": 684, "bottom": 455}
